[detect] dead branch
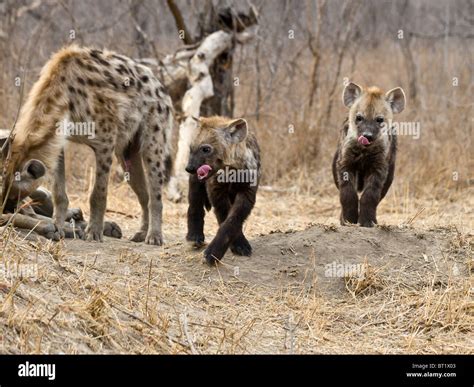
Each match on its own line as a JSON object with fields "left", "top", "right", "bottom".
{"left": 166, "top": 0, "right": 194, "bottom": 44}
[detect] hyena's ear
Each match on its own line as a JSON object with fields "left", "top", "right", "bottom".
{"left": 342, "top": 82, "right": 362, "bottom": 108}
{"left": 224, "top": 118, "right": 248, "bottom": 144}
{"left": 386, "top": 87, "right": 406, "bottom": 114}
{"left": 22, "top": 159, "right": 46, "bottom": 180}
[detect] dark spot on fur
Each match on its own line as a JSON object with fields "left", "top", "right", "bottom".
{"left": 157, "top": 103, "right": 163, "bottom": 114}
{"left": 68, "top": 85, "right": 76, "bottom": 94}
{"left": 112, "top": 54, "right": 127, "bottom": 62}
{"left": 86, "top": 64, "right": 99, "bottom": 73}
{"left": 140, "top": 75, "right": 149, "bottom": 83}
{"left": 77, "top": 89, "right": 87, "bottom": 98}
{"left": 154, "top": 125, "right": 160, "bottom": 132}
{"left": 77, "top": 77, "right": 86, "bottom": 85}
{"left": 90, "top": 49, "right": 109, "bottom": 67}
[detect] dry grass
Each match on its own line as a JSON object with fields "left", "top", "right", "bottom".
{"left": 0, "top": 174, "right": 472, "bottom": 353}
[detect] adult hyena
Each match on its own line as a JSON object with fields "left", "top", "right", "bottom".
{"left": 332, "top": 82, "right": 406, "bottom": 227}
{"left": 185, "top": 116, "right": 260, "bottom": 264}
{"left": 1, "top": 45, "right": 173, "bottom": 244}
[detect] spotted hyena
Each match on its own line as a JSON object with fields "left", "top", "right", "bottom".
{"left": 185, "top": 116, "right": 260, "bottom": 264}
{"left": 332, "top": 82, "right": 406, "bottom": 227}
{"left": 1, "top": 45, "right": 173, "bottom": 244}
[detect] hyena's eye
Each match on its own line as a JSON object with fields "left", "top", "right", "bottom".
{"left": 376, "top": 116, "right": 384, "bottom": 124}
{"left": 355, "top": 114, "right": 364, "bottom": 123}
{"left": 200, "top": 145, "right": 212, "bottom": 154}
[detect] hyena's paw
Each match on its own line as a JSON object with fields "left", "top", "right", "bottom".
{"left": 340, "top": 212, "right": 358, "bottom": 226}
{"left": 53, "top": 223, "right": 66, "bottom": 239}
{"left": 42, "top": 224, "right": 62, "bottom": 241}
{"left": 359, "top": 219, "right": 376, "bottom": 228}
{"left": 203, "top": 244, "right": 226, "bottom": 265}
{"left": 103, "top": 221, "right": 122, "bottom": 239}
{"left": 186, "top": 232, "right": 205, "bottom": 248}
{"left": 145, "top": 231, "right": 163, "bottom": 246}
{"left": 85, "top": 224, "right": 103, "bottom": 242}
{"left": 130, "top": 231, "right": 147, "bottom": 243}
{"left": 230, "top": 236, "right": 252, "bottom": 256}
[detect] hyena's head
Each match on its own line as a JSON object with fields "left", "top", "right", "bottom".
{"left": 185, "top": 116, "right": 248, "bottom": 181}
{"left": 1, "top": 136, "right": 46, "bottom": 208}
{"left": 342, "top": 82, "right": 406, "bottom": 146}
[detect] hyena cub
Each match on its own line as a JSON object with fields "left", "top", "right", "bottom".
{"left": 2, "top": 45, "right": 173, "bottom": 244}
{"left": 332, "top": 82, "right": 406, "bottom": 227}
{"left": 185, "top": 116, "right": 260, "bottom": 264}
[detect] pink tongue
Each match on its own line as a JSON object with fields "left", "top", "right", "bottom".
{"left": 358, "top": 135, "right": 370, "bottom": 145}
{"left": 197, "top": 164, "right": 212, "bottom": 180}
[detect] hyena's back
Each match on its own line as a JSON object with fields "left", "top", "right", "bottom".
{"left": 17, "top": 45, "right": 173, "bottom": 161}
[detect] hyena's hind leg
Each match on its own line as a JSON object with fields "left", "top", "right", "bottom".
{"left": 140, "top": 127, "right": 167, "bottom": 246}
{"left": 119, "top": 144, "right": 150, "bottom": 243}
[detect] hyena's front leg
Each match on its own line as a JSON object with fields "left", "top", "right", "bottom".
{"left": 121, "top": 149, "right": 150, "bottom": 243}
{"left": 205, "top": 190, "right": 254, "bottom": 264}
{"left": 359, "top": 172, "right": 386, "bottom": 227}
{"left": 52, "top": 150, "right": 69, "bottom": 238}
{"left": 186, "top": 175, "right": 207, "bottom": 247}
{"left": 338, "top": 170, "right": 358, "bottom": 225}
{"left": 1, "top": 213, "right": 61, "bottom": 241}
{"left": 85, "top": 147, "right": 113, "bottom": 242}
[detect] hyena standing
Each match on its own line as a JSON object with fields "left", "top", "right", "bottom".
{"left": 332, "top": 82, "right": 406, "bottom": 227}
{"left": 2, "top": 45, "right": 173, "bottom": 244}
{"left": 185, "top": 116, "right": 260, "bottom": 264}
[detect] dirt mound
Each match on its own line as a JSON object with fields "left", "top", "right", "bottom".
{"left": 1, "top": 221, "right": 472, "bottom": 354}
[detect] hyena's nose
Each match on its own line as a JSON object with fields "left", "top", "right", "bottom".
{"left": 185, "top": 165, "right": 195, "bottom": 174}
{"left": 362, "top": 132, "right": 374, "bottom": 142}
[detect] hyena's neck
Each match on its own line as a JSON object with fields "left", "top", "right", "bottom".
{"left": 12, "top": 48, "right": 74, "bottom": 171}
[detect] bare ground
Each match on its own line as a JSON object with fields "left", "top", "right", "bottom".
{"left": 0, "top": 188, "right": 473, "bottom": 354}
